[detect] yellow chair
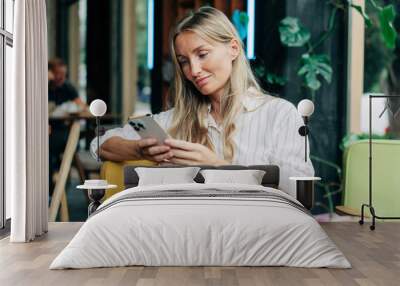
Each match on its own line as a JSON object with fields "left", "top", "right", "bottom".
{"left": 100, "top": 160, "right": 156, "bottom": 199}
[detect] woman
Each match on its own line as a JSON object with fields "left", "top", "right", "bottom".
{"left": 91, "top": 7, "right": 314, "bottom": 196}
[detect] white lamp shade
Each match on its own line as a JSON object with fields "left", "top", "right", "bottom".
{"left": 297, "top": 99, "right": 314, "bottom": 117}
{"left": 89, "top": 99, "right": 107, "bottom": 117}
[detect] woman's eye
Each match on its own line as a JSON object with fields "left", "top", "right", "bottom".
{"left": 199, "top": 52, "right": 208, "bottom": 59}
{"left": 179, "top": 60, "right": 188, "bottom": 66}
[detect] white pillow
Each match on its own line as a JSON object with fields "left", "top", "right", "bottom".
{"left": 135, "top": 167, "right": 201, "bottom": 186}
{"left": 200, "top": 169, "right": 266, "bottom": 185}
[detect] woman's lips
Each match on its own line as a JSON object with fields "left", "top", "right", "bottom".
{"left": 195, "top": 75, "right": 211, "bottom": 87}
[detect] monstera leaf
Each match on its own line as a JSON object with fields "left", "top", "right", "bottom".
{"left": 298, "top": 54, "right": 332, "bottom": 91}
{"left": 349, "top": 3, "right": 372, "bottom": 27}
{"left": 279, "top": 17, "right": 311, "bottom": 47}
{"left": 379, "top": 4, "right": 397, "bottom": 50}
{"left": 232, "top": 10, "right": 249, "bottom": 41}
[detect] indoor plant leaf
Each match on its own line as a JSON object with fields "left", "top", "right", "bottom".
{"left": 279, "top": 17, "right": 311, "bottom": 47}
{"left": 266, "top": 73, "right": 287, "bottom": 86}
{"left": 378, "top": 5, "right": 397, "bottom": 50}
{"left": 305, "top": 71, "right": 321, "bottom": 90}
{"left": 298, "top": 53, "right": 333, "bottom": 91}
{"left": 368, "top": 0, "right": 381, "bottom": 11}
{"left": 254, "top": 65, "right": 266, "bottom": 79}
{"left": 350, "top": 4, "right": 373, "bottom": 28}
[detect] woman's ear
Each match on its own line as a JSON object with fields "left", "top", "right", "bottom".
{"left": 229, "top": 39, "right": 240, "bottom": 61}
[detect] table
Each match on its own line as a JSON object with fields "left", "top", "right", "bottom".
{"left": 77, "top": 183, "right": 117, "bottom": 216}
{"left": 48, "top": 111, "right": 120, "bottom": 222}
{"left": 49, "top": 111, "right": 120, "bottom": 147}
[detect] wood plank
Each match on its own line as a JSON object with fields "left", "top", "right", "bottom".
{"left": 336, "top": 205, "right": 370, "bottom": 217}
{"left": 48, "top": 122, "right": 80, "bottom": 222}
{"left": 347, "top": 0, "right": 365, "bottom": 133}
{"left": 60, "top": 191, "right": 69, "bottom": 222}
{"left": 1, "top": 222, "right": 400, "bottom": 285}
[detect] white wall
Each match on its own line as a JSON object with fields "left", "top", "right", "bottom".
{"left": 360, "top": 95, "right": 389, "bottom": 135}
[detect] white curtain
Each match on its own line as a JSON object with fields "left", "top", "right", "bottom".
{"left": 7, "top": 0, "right": 48, "bottom": 242}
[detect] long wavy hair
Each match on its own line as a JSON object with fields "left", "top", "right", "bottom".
{"left": 168, "top": 6, "right": 263, "bottom": 162}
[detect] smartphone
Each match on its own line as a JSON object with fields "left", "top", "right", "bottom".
{"left": 128, "top": 115, "right": 169, "bottom": 144}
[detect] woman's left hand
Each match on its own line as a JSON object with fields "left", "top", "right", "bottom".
{"left": 164, "top": 139, "right": 228, "bottom": 166}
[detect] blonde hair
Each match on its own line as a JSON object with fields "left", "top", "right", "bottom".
{"left": 168, "top": 6, "right": 263, "bottom": 162}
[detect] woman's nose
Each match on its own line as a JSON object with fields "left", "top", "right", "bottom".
{"left": 190, "top": 60, "right": 202, "bottom": 77}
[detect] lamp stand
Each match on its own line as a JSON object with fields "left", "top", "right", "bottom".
{"left": 298, "top": 117, "right": 309, "bottom": 162}
{"left": 359, "top": 94, "right": 400, "bottom": 231}
{"left": 96, "top": 116, "right": 100, "bottom": 162}
{"left": 88, "top": 188, "right": 106, "bottom": 216}
{"left": 88, "top": 116, "right": 106, "bottom": 215}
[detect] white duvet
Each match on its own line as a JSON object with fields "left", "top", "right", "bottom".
{"left": 50, "top": 183, "right": 351, "bottom": 269}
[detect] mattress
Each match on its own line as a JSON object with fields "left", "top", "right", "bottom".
{"left": 50, "top": 183, "right": 351, "bottom": 269}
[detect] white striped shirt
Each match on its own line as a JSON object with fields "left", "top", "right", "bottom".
{"left": 91, "top": 93, "right": 314, "bottom": 197}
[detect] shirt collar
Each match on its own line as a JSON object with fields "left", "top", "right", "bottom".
{"left": 241, "top": 87, "right": 272, "bottom": 112}
{"left": 205, "top": 88, "right": 273, "bottom": 130}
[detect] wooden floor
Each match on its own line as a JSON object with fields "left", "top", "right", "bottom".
{"left": 0, "top": 222, "right": 399, "bottom": 286}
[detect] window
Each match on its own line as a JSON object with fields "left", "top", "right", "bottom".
{"left": 5, "top": 0, "right": 13, "bottom": 33}
{"left": 1, "top": 0, "right": 14, "bottom": 231}
{"left": 362, "top": 1, "right": 397, "bottom": 135}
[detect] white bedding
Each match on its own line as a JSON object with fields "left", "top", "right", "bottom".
{"left": 50, "top": 183, "right": 351, "bottom": 269}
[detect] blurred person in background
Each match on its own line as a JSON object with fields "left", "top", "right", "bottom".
{"left": 48, "top": 58, "right": 87, "bottom": 195}
{"left": 48, "top": 58, "right": 87, "bottom": 110}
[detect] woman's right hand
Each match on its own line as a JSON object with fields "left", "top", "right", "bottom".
{"left": 135, "top": 138, "right": 173, "bottom": 162}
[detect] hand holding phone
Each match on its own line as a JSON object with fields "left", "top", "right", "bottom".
{"left": 128, "top": 115, "right": 169, "bottom": 145}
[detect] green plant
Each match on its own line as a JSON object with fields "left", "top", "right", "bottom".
{"left": 231, "top": 3, "right": 398, "bottom": 215}
{"left": 246, "top": 6, "right": 396, "bottom": 127}
{"left": 275, "top": 0, "right": 397, "bottom": 99}
{"left": 232, "top": 1, "right": 397, "bottom": 97}
{"left": 310, "top": 155, "right": 343, "bottom": 216}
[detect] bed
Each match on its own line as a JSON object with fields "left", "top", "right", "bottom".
{"left": 50, "top": 165, "right": 351, "bottom": 269}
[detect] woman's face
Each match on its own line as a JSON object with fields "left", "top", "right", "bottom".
{"left": 174, "top": 31, "right": 239, "bottom": 99}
